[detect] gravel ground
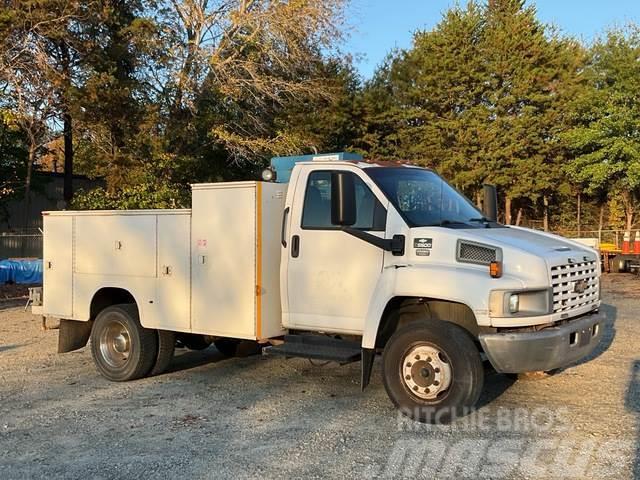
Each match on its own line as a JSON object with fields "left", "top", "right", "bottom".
{"left": 0, "top": 274, "right": 638, "bottom": 479}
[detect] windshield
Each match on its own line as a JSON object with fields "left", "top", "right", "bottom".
{"left": 366, "top": 167, "right": 497, "bottom": 228}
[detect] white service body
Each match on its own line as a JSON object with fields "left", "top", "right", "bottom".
{"left": 42, "top": 181, "right": 286, "bottom": 341}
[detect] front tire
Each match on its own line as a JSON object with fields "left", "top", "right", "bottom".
{"left": 90, "top": 304, "right": 158, "bottom": 382}
{"left": 382, "top": 320, "right": 483, "bottom": 423}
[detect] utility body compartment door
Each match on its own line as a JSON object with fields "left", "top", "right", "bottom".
{"left": 190, "top": 182, "right": 286, "bottom": 340}
{"left": 43, "top": 215, "right": 73, "bottom": 317}
{"left": 155, "top": 214, "right": 191, "bottom": 332}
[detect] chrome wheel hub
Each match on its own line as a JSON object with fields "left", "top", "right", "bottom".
{"left": 401, "top": 344, "right": 452, "bottom": 400}
{"left": 99, "top": 320, "right": 131, "bottom": 368}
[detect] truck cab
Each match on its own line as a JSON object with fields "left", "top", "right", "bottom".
{"left": 34, "top": 152, "right": 604, "bottom": 423}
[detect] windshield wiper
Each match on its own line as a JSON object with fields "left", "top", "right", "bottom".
{"left": 440, "top": 220, "right": 468, "bottom": 226}
{"left": 469, "top": 217, "right": 492, "bottom": 228}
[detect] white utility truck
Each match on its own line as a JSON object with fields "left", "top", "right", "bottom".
{"left": 32, "top": 152, "right": 604, "bottom": 423}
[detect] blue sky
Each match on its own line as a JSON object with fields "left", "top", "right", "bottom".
{"left": 345, "top": 0, "right": 640, "bottom": 79}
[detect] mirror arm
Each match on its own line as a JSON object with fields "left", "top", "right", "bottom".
{"left": 342, "top": 228, "right": 405, "bottom": 256}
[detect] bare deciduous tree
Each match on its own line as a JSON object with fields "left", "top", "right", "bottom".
{"left": 0, "top": 34, "right": 58, "bottom": 227}
{"left": 152, "top": 0, "right": 348, "bottom": 160}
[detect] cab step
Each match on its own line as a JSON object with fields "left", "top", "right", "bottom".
{"left": 263, "top": 335, "right": 362, "bottom": 364}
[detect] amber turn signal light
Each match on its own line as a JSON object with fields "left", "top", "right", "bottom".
{"left": 489, "top": 261, "right": 502, "bottom": 278}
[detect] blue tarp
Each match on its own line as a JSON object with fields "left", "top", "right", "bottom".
{"left": 0, "top": 259, "right": 43, "bottom": 284}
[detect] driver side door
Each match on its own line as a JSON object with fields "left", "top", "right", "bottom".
{"left": 284, "top": 167, "right": 387, "bottom": 334}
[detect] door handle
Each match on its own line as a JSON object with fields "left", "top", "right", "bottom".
{"left": 291, "top": 235, "right": 300, "bottom": 258}
{"left": 281, "top": 206, "right": 290, "bottom": 247}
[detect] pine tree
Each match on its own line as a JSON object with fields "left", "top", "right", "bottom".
{"left": 563, "top": 27, "right": 640, "bottom": 233}
{"left": 359, "top": 0, "right": 583, "bottom": 225}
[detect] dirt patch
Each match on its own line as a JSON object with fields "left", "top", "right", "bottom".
{"left": 0, "top": 274, "right": 638, "bottom": 478}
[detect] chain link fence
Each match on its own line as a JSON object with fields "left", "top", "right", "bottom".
{"left": 552, "top": 229, "right": 637, "bottom": 250}
{"left": 0, "top": 229, "right": 43, "bottom": 259}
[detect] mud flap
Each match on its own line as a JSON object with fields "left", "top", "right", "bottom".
{"left": 58, "top": 319, "right": 92, "bottom": 353}
{"left": 361, "top": 348, "right": 376, "bottom": 391}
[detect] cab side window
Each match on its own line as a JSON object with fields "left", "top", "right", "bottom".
{"left": 301, "top": 171, "right": 386, "bottom": 231}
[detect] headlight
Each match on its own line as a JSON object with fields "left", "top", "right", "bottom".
{"left": 490, "top": 289, "right": 551, "bottom": 317}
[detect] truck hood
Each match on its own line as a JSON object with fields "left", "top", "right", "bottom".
{"left": 461, "top": 226, "right": 598, "bottom": 264}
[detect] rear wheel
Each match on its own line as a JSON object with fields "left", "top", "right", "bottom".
{"left": 90, "top": 304, "right": 157, "bottom": 382}
{"left": 150, "top": 330, "right": 175, "bottom": 376}
{"left": 382, "top": 320, "right": 483, "bottom": 424}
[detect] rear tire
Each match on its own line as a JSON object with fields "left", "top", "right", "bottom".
{"left": 150, "top": 330, "right": 175, "bottom": 376}
{"left": 382, "top": 320, "right": 483, "bottom": 424}
{"left": 90, "top": 304, "right": 157, "bottom": 382}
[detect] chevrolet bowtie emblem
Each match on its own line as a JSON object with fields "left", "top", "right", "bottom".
{"left": 573, "top": 279, "right": 588, "bottom": 294}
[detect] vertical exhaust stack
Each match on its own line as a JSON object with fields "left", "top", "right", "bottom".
{"left": 483, "top": 184, "right": 498, "bottom": 222}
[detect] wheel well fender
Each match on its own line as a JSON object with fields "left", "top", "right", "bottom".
{"left": 58, "top": 287, "right": 138, "bottom": 354}
{"left": 372, "top": 296, "right": 479, "bottom": 349}
{"left": 90, "top": 287, "right": 137, "bottom": 320}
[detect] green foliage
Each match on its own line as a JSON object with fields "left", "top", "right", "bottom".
{"left": 71, "top": 157, "right": 190, "bottom": 210}
{"left": 0, "top": 110, "right": 28, "bottom": 220}
{"left": 563, "top": 27, "right": 640, "bottom": 194}
{"left": 357, "top": 0, "right": 584, "bottom": 221}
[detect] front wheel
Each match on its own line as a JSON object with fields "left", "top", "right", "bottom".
{"left": 382, "top": 320, "right": 484, "bottom": 424}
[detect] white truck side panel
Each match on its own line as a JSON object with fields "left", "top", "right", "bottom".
{"left": 191, "top": 183, "right": 257, "bottom": 339}
{"left": 190, "top": 182, "right": 286, "bottom": 340}
{"left": 41, "top": 210, "right": 190, "bottom": 330}
{"left": 75, "top": 215, "right": 156, "bottom": 277}
{"left": 72, "top": 274, "right": 157, "bottom": 323}
{"left": 43, "top": 215, "right": 73, "bottom": 317}
{"left": 155, "top": 214, "right": 191, "bottom": 331}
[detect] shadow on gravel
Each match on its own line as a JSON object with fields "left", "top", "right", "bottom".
{"left": 0, "top": 299, "right": 26, "bottom": 312}
{"left": 477, "top": 367, "right": 516, "bottom": 408}
{"left": 571, "top": 302, "right": 617, "bottom": 368}
{"left": 0, "top": 343, "right": 20, "bottom": 353}
{"left": 164, "top": 347, "right": 229, "bottom": 374}
{"left": 626, "top": 360, "right": 640, "bottom": 479}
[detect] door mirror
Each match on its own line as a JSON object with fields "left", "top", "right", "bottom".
{"left": 331, "top": 172, "right": 356, "bottom": 226}
{"left": 483, "top": 184, "right": 498, "bottom": 222}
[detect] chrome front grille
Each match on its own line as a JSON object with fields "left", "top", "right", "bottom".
{"left": 551, "top": 261, "right": 599, "bottom": 313}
